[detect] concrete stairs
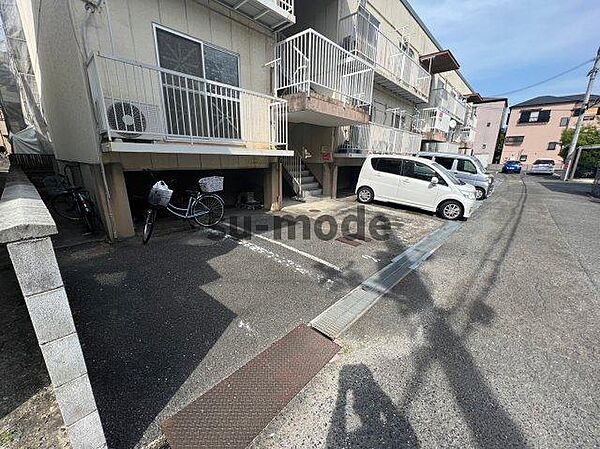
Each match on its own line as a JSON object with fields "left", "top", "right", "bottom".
{"left": 285, "top": 161, "right": 324, "bottom": 200}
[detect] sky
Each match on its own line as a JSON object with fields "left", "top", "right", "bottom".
{"left": 409, "top": 0, "right": 600, "bottom": 106}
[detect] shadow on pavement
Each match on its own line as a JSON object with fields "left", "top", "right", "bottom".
{"left": 316, "top": 179, "right": 530, "bottom": 448}
{"left": 535, "top": 179, "right": 592, "bottom": 197}
{"left": 57, "top": 233, "right": 238, "bottom": 448}
{"left": 326, "top": 364, "right": 419, "bottom": 449}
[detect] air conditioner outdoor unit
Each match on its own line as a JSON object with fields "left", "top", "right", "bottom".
{"left": 99, "top": 98, "right": 164, "bottom": 140}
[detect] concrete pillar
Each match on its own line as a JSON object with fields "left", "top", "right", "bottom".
{"left": 264, "top": 161, "right": 283, "bottom": 211}
{"left": 103, "top": 163, "right": 135, "bottom": 240}
{"left": 0, "top": 169, "right": 106, "bottom": 449}
{"left": 331, "top": 163, "right": 339, "bottom": 199}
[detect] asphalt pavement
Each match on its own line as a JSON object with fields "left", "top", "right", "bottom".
{"left": 252, "top": 174, "right": 600, "bottom": 449}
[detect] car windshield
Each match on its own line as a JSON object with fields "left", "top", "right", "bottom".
{"left": 471, "top": 157, "right": 487, "bottom": 173}
{"left": 432, "top": 162, "right": 465, "bottom": 185}
{"left": 534, "top": 159, "right": 555, "bottom": 165}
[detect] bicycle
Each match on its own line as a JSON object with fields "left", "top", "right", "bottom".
{"left": 44, "top": 173, "right": 96, "bottom": 233}
{"left": 142, "top": 175, "right": 225, "bottom": 244}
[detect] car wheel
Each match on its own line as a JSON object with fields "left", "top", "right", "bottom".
{"left": 438, "top": 200, "right": 464, "bottom": 220}
{"left": 475, "top": 187, "right": 486, "bottom": 200}
{"left": 357, "top": 186, "right": 374, "bottom": 204}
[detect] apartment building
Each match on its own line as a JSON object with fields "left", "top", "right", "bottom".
{"left": 501, "top": 94, "right": 600, "bottom": 165}
{"left": 14, "top": 0, "right": 294, "bottom": 239}
{"left": 470, "top": 97, "right": 507, "bottom": 167}
{"left": 278, "top": 0, "right": 478, "bottom": 196}
{"left": 13, "top": 0, "right": 478, "bottom": 239}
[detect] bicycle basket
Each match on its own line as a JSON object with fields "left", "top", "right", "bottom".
{"left": 148, "top": 181, "right": 173, "bottom": 207}
{"left": 198, "top": 176, "right": 224, "bottom": 193}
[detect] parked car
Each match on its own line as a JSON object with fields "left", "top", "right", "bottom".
{"left": 356, "top": 155, "right": 476, "bottom": 220}
{"left": 417, "top": 152, "right": 494, "bottom": 200}
{"left": 529, "top": 159, "right": 555, "bottom": 175}
{"left": 501, "top": 160, "right": 522, "bottom": 174}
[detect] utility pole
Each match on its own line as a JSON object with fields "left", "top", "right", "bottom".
{"left": 563, "top": 47, "right": 600, "bottom": 181}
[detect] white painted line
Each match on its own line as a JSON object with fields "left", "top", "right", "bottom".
{"left": 222, "top": 222, "right": 343, "bottom": 273}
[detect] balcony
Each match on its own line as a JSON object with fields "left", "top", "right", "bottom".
{"left": 86, "top": 53, "right": 289, "bottom": 156}
{"left": 338, "top": 122, "right": 422, "bottom": 156}
{"left": 214, "top": 0, "right": 295, "bottom": 31}
{"left": 338, "top": 11, "right": 431, "bottom": 103}
{"left": 273, "top": 29, "right": 374, "bottom": 126}
{"left": 420, "top": 107, "right": 451, "bottom": 142}
{"left": 430, "top": 88, "right": 468, "bottom": 123}
{"left": 458, "top": 126, "right": 476, "bottom": 148}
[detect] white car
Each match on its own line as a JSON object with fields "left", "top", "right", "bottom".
{"left": 529, "top": 159, "right": 556, "bottom": 175}
{"left": 356, "top": 155, "right": 477, "bottom": 220}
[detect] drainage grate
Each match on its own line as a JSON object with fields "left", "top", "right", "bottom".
{"left": 311, "top": 222, "right": 461, "bottom": 338}
{"left": 161, "top": 325, "right": 340, "bottom": 449}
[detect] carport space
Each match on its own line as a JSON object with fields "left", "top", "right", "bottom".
{"left": 124, "top": 168, "right": 268, "bottom": 224}
{"left": 55, "top": 224, "right": 353, "bottom": 448}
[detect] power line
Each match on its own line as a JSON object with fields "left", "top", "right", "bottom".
{"left": 491, "top": 58, "right": 595, "bottom": 96}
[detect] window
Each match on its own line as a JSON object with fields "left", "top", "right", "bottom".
{"left": 519, "top": 155, "right": 528, "bottom": 162}
{"left": 401, "top": 160, "right": 437, "bottom": 182}
{"left": 435, "top": 156, "right": 455, "bottom": 170}
{"left": 518, "top": 109, "right": 550, "bottom": 124}
{"left": 155, "top": 26, "right": 241, "bottom": 139}
{"left": 482, "top": 144, "right": 487, "bottom": 149}
{"left": 583, "top": 115, "right": 594, "bottom": 121}
{"left": 486, "top": 122, "right": 491, "bottom": 127}
{"left": 372, "top": 158, "right": 401, "bottom": 175}
{"left": 560, "top": 117, "right": 569, "bottom": 127}
{"left": 457, "top": 159, "right": 478, "bottom": 174}
{"left": 505, "top": 136, "right": 524, "bottom": 146}
{"left": 573, "top": 108, "right": 584, "bottom": 117}
{"left": 547, "top": 142, "right": 558, "bottom": 151}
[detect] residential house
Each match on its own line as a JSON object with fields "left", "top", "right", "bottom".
{"left": 501, "top": 94, "right": 600, "bottom": 166}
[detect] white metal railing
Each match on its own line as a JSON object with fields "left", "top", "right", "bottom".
{"left": 86, "top": 53, "right": 288, "bottom": 149}
{"left": 420, "top": 107, "right": 450, "bottom": 134}
{"left": 459, "top": 126, "right": 476, "bottom": 144}
{"left": 277, "top": 0, "right": 294, "bottom": 14}
{"left": 274, "top": 29, "right": 374, "bottom": 107}
{"left": 430, "top": 88, "right": 468, "bottom": 123}
{"left": 282, "top": 148, "right": 304, "bottom": 197}
{"left": 338, "top": 11, "right": 431, "bottom": 101}
{"left": 340, "top": 122, "right": 422, "bottom": 155}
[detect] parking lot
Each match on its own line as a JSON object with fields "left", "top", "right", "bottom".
{"left": 55, "top": 195, "right": 445, "bottom": 447}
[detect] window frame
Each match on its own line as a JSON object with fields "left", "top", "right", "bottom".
{"left": 547, "top": 142, "right": 558, "bottom": 151}
{"left": 559, "top": 117, "right": 569, "bottom": 127}
{"left": 505, "top": 136, "right": 525, "bottom": 146}
{"left": 153, "top": 23, "right": 242, "bottom": 87}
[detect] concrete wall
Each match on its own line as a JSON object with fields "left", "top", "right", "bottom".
{"left": 501, "top": 102, "right": 577, "bottom": 164}
{"left": 473, "top": 100, "right": 506, "bottom": 162}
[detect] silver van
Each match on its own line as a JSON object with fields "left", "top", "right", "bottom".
{"left": 417, "top": 152, "right": 494, "bottom": 200}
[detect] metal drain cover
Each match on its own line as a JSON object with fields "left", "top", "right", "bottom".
{"left": 161, "top": 325, "right": 340, "bottom": 449}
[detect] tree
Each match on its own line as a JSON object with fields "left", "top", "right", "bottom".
{"left": 559, "top": 125, "right": 600, "bottom": 177}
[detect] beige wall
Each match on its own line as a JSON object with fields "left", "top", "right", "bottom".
{"left": 473, "top": 100, "right": 506, "bottom": 159}
{"left": 501, "top": 102, "right": 580, "bottom": 164}
{"left": 18, "top": 0, "right": 277, "bottom": 165}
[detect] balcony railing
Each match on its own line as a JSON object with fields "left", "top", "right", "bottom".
{"left": 274, "top": 29, "right": 374, "bottom": 107}
{"left": 340, "top": 122, "right": 422, "bottom": 155}
{"left": 214, "top": 0, "right": 295, "bottom": 30}
{"left": 86, "top": 53, "right": 287, "bottom": 150}
{"left": 430, "top": 88, "right": 468, "bottom": 123}
{"left": 420, "top": 107, "right": 450, "bottom": 134}
{"left": 338, "top": 11, "right": 431, "bottom": 101}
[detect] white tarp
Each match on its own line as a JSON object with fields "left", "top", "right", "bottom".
{"left": 11, "top": 126, "right": 52, "bottom": 155}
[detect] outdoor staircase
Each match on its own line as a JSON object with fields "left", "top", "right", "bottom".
{"left": 283, "top": 152, "right": 324, "bottom": 200}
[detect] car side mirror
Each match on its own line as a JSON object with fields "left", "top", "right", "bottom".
{"left": 430, "top": 176, "right": 439, "bottom": 185}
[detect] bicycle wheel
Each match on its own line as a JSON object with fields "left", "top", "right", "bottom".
{"left": 142, "top": 208, "right": 157, "bottom": 244}
{"left": 192, "top": 194, "right": 224, "bottom": 227}
{"left": 51, "top": 192, "right": 83, "bottom": 221}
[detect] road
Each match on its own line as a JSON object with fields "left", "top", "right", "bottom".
{"left": 252, "top": 174, "right": 600, "bottom": 449}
